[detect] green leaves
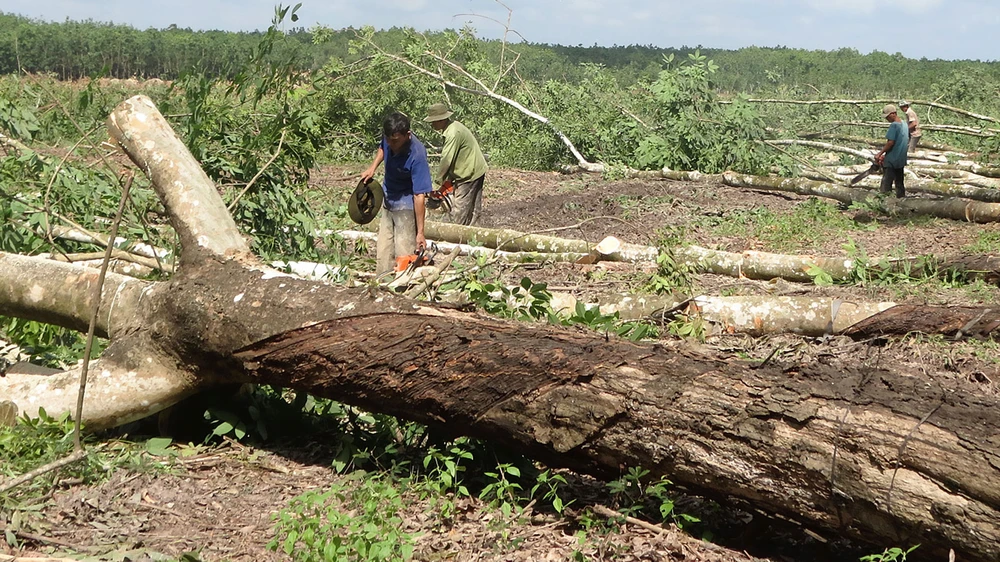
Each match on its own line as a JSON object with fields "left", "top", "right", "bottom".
{"left": 639, "top": 52, "right": 770, "bottom": 174}
{"left": 0, "top": 98, "right": 40, "bottom": 140}
{"left": 269, "top": 476, "right": 419, "bottom": 562}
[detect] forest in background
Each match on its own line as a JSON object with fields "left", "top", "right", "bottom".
{"left": 2, "top": 10, "right": 1000, "bottom": 95}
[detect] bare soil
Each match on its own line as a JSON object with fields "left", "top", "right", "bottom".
{"left": 6, "top": 167, "right": 1000, "bottom": 562}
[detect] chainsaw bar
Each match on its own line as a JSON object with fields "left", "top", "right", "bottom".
{"left": 850, "top": 163, "right": 882, "bottom": 186}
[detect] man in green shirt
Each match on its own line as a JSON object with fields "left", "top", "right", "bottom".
{"left": 424, "top": 103, "right": 488, "bottom": 225}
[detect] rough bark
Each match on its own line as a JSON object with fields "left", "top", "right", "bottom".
{"left": 2, "top": 95, "right": 999, "bottom": 561}
{"left": 235, "top": 313, "right": 1000, "bottom": 562}
{"left": 843, "top": 304, "right": 1000, "bottom": 339}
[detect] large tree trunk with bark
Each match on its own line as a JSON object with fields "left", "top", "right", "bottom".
{"left": 2, "top": 96, "right": 999, "bottom": 562}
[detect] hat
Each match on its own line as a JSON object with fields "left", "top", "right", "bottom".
{"left": 882, "top": 104, "right": 898, "bottom": 117}
{"left": 898, "top": 100, "right": 909, "bottom": 107}
{"left": 423, "top": 103, "right": 454, "bottom": 123}
{"left": 348, "top": 177, "right": 383, "bottom": 225}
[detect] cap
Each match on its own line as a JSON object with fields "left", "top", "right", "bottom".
{"left": 347, "top": 177, "right": 383, "bottom": 225}
{"left": 882, "top": 104, "right": 898, "bottom": 117}
{"left": 898, "top": 100, "right": 909, "bottom": 107}
{"left": 423, "top": 103, "right": 454, "bottom": 123}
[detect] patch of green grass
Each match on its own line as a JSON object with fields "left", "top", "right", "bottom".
{"left": 709, "top": 197, "right": 871, "bottom": 253}
{"left": 270, "top": 473, "right": 419, "bottom": 562}
{"left": 964, "top": 230, "right": 1000, "bottom": 254}
{"left": 605, "top": 194, "right": 678, "bottom": 219}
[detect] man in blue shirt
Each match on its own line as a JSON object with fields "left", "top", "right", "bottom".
{"left": 874, "top": 104, "right": 909, "bottom": 198}
{"left": 361, "top": 112, "right": 433, "bottom": 275}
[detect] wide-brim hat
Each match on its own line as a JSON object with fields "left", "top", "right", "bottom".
{"left": 423, "top": 103, "right": 454, "bottom": 122}
{"left": 348, "top": 177, "right": 383, "bottom": 225}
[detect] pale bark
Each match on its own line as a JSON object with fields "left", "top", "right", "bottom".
{"left": 106, "top": 95, "right": 252, "bottom": 263}
{"left": 851, "top": 174, "right": 1000, "bottom": 203}
{"left": 744, "top": 98, "right": 1000, "bottom": 125}
{"left": 723, "top": 172, "right": 1000, "bottom": 223}
{"left": 675, "top": 245, "right": 854, "bottom": 283}
{"left": 550, "top": 291, "right": 896, "bottom": 337}
{"left": 46, "top": 225, "right": 172, "bottom": 261}
{"left": 1, "top": 355, "right": 204, "bottom": 430}
{"left": 825, "top": 121, "right": 997, "bottom": 138}
{"left": 624, "top": 169, "right": 718, "bottom": 182}
{"left": 766, "top": 139, "right": 874, "bottom": 162}
{"left": 422, "top": 222, "right": 659, "bottom": 262}
{"left": 338, "top": 229, "right": 591, "bottom": 263}
{"left": 0, "top": 252, "right": 147, "bottom": 338}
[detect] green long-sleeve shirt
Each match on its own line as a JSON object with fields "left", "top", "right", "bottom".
{"left": 436, "top": 120, "right": 487, "bottom": 185}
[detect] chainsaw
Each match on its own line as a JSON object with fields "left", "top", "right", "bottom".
{"left": 850, "top": 162, "right": 882, "bottom": 186}
{"left": 394, "top": 242, "right": 438, "bottom": 273}
{"left": 425, "top": 180, "right": 454, "bottom": 212}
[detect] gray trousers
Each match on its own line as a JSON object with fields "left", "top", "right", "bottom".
{"left": 376, "top": 207, "right": 417, "bottom": 276}
{"left": 907, "top": 135, "right": 921, "bottom": 153}
{"left": 445, "top": 175, "right": 485, "bottom": 226}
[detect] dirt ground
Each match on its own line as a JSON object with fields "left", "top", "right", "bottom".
{"left": 6, "top": 166, "right": 1000, "bottom": 562}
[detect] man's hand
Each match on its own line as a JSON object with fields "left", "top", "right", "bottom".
{"left": 416, "top": 233, "right": 426, "bottom": 252}
{"left": 361, "top": 166, "right": 376, "bottom": 183}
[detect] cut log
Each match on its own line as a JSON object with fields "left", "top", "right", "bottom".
{"left": 843, "top": 304, "right": 1000, "bottom": 339}
{"left": 723, "top": 172, "right": 1000, "bottom": 223}
{"left": 548, "top": 292, "right": 897, "bottom": 337}
{"left": 422, "top": 222, "right": 659, "bottom": 262}
{"left": 235, "top": 312, "right": 1000, "bottom": 562}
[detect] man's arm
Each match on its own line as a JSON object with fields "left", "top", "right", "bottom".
{"left": 362, "top": 146, "right": 385, "bottom": 183}
{"left": 410, "top": 147, "right": 434, "bottom": 251}
{"left": 436, "top": 130, "right": 459, "bottom": 185}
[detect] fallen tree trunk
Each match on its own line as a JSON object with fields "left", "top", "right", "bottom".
{"left": 338, "top": 229, "right": 591, "bottom": 263}
{"left": 548, "top": 291, "right": 897, "bottom": 337}
{"left": 422, "top": 222, "right": 659, "bottom": 262}
{"left": 2, "top": 95, "right": 999, "bottom": 561}
{"left": 848, "top": 174, "right": 1000, "bottom": 203}
{"left": 723, "top": 172, "right": 1000, "bottom": 223}
{"left": 843, "top": 304, "right": 1000, "bottom": 339}
{"left": 743, "top": 98, "right": 1000, "bottom": 125}
{"left": 235, "top": 313, "right": 1000, "bottom": 562}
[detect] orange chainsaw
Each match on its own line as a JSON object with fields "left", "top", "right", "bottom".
{"left": 394, "top": 243, "right": 438, "bottom": 273}
{"left": 425, "top": 180, "right": 454, "bottom": 212}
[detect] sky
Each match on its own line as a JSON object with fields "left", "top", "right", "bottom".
{"left": 4, "top": 0, "right": 998, "bottom": 62}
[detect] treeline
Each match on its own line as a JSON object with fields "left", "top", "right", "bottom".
{"left": 3, "top": 10, "right": 1000, "bottom": 101}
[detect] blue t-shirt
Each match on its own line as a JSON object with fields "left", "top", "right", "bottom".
{"left": 380, "top": 134, "right": 433, "bottom": 210}
{"left": 884, "top": 121, "right": 909, "bottom": 169}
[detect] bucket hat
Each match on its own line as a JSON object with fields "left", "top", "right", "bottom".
{"left": 423, "top": 103, "right": 454, "bottom": 122}
{"left": 348, "top": 177, "right": 383, "bottom": 225}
